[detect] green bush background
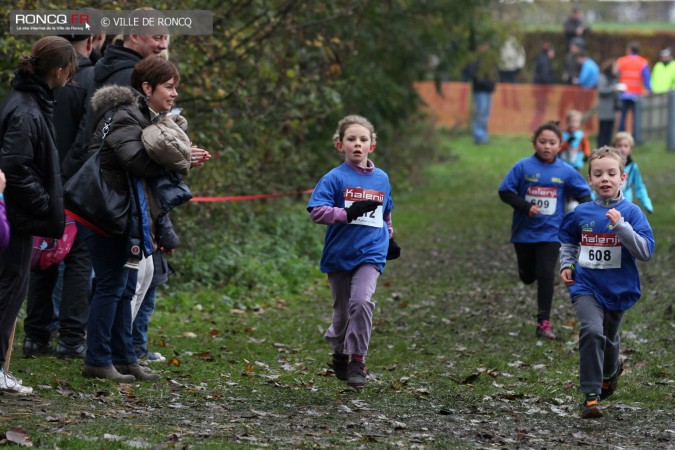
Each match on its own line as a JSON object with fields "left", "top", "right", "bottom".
{"left": 1, "top": 0, "right": 501, "bottom": 301}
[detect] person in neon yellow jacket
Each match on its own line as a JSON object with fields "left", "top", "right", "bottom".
{"left": 651, "top": 48, "right": 675, "bottom": 94}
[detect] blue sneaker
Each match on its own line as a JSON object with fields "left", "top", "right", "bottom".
{"left": 137, "top": 350, "right": 166, "bottom": 363}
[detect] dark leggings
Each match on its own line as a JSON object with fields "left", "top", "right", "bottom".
{"left": 514, "top": 242, "right": 560, "bottom": 322}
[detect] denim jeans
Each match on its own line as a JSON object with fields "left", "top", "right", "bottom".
{"left": 618, "top": 98, "right": 635, "bottom": 132}
{"left": 472, "top": 91, "right": 492, "bottom": 144}
{"left": 596, "top": 120, "right": 615, "bottom": 149}
{"left": 83, "top": 229, "right": 137, "bottom": 367}
{"left": 132, "top": 287, "right": 156, "bottom": 354}
{"left": 50, "top": 262, "right": 64, "bottom": 332}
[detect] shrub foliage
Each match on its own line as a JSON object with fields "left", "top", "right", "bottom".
{"left": 1, "top": 0, "right": 498, "bottom": 297}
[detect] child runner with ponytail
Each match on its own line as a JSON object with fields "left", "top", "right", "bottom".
{"left": 307, "top": 115, "right": 399, "bottom": 387}
{"left": 499, "top": 121, "right": 592, "bottom": 340}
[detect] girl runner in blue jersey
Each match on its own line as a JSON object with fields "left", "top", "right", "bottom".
{"left": 499, "top": 121, "right": 592, "bottom": 340}
{"left": 559, "top": 147, "right": 654, "bottom": 419}
{"left": 307, "top": 115, "right": 398, "bottom": 388}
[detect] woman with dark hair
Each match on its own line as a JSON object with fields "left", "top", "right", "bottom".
{"left": 75, "top": 55, "right": 208, "bottom": 381}
{"left": 0, "top": 36, "right": 77, "bottom": 394}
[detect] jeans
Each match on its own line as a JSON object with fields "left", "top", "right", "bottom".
{"left": 50, "top": 262, "right": 64, "bottom": 333}
{"left": 597, "top": 120, "right": 615, "bottom": 149}
{"left": 25, "top": 227, "right": 91, "bottom": 347}
{"left": 132, "top": 287, "right": 156, "bottom": 354}
{"left": 83, "top": 229, "right": 137, "bottom": 367}
{"left": 618, "top": 98, "right": 636, "bottom": 132}
{"left": 472, "top": 91, "right": 492, "bottom": 144}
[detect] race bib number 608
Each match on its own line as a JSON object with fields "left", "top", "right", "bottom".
{"left": 579, "top": 232, "right": 622, "bottom": 269}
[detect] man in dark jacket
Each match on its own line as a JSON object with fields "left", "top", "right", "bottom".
{"left": 462, "top": 44, "right": 497, "bottom": 145}
{"left": 532, "top": 43, "right": 555, "bottom": 129}
{"left": 534, "top": 43, "right": 555, "bottom": 85}
{"left": 22, "top": 33, "right": 101, "bottom": 359}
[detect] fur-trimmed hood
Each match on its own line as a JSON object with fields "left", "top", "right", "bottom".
{"left": 90, "top": 84, "right": 140, "bottom": 114}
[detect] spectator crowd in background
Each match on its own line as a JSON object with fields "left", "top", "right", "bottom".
{"left": 456, "top": 5, "right": 675, "bottom": 145}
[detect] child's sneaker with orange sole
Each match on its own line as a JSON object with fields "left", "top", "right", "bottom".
{"left": 581, "top": 393, "right": 603, "bottom": 419}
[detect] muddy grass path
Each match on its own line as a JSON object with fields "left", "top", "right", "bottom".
{"left": 3, "top": 139, "right": 674, "bottom": 449}
{"left": 4, "top": 210, "right": 672, "bottom": 450}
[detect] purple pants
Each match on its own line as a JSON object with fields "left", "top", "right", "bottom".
{"left": 325, "top": 264, "right": 380, "bottom": 356}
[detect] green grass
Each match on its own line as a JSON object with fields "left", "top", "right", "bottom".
{"left": 3, "top": 131, "right": 674, "bottom": 448}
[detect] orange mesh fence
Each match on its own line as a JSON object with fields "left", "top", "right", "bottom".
{"left": 414, "top": 81, "right": 600, "bottom": 136}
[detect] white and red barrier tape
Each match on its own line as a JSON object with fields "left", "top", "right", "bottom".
{"left": 189, "top": 189, "right": 313, "bottom": 202}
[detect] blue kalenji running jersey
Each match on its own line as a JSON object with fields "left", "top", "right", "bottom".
{"left": 499, "top": 155, "right": 591, "bottom": 243}
{"left": 308, "top": 163, "right": 394, "bottom": 273}
{"left": 559, "top": 199, "right": 654, "bottom": 311}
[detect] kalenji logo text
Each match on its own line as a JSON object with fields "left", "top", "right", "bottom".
{"left": 526, "top": 186, "right": 557, "bottom": 198}
{"left": 581, "top": 232, "right": 620, "bottom": 247}
{"left": 344, "top": 188, "right": 384, "bottom": 203}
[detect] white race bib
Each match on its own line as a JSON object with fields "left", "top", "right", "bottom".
{"left": 344, "top": 187, "right": 384, "bottom": 228}
{"left": 579, "top": 232, "right": 622, "bottom": 269}
{"left": 524, "top": 186, "right": 557, "bottom": 215}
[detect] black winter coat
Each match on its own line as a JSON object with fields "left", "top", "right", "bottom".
{"left": 92, "top": 41, "right": 142, "bottom": 89}
{"left": 87, "top": 85, "right": 167, "bottom": 193}
{"left": 55, "top": 53, "right": 95, "bottom": 180}
{"left": 461, "top": 58, "right": 496, "bottom": 93}
{"left": 533, "top": 51, "right": 555, "bottom": 85}
{"left": 81, "top": 85, "right": 181, "bottom": 253}
{"left": 0, "top": 73, "right": 64, "bottom": 238}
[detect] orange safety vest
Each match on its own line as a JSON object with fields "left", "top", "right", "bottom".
{"left": 617, "top": 55, "right": 649, "bottom": 95}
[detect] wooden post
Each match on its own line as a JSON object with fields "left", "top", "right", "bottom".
{"left": 3, "top": 319, "right": 17, "bottom": 373}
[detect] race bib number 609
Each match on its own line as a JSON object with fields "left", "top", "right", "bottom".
{"left": 524, "top": 186, "right": 557, "bottom": 215}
